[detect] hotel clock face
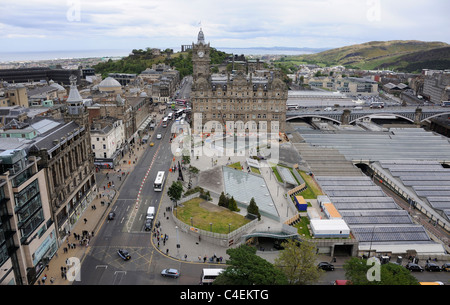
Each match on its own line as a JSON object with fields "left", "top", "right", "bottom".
{"left": 197, "top": 51, "right": 204, "bottom": 58}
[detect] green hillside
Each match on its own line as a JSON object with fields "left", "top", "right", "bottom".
{"left": 282, "top": 40, "right": 449, "bottom": 72}
{"left": 93, "top": 47, "right": 230, "bottom": 78}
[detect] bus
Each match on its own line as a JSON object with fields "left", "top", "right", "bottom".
{"left": 162, "top": 117, "right": 168, "bottom": 127}
{"left": 370, "top": 101, "right": 384, "bottom": 109}
{"left": 441, "top": 101, "right": 450, "bottom": 107}
{"left": 176, "top": 99, "right": 186, "bottom": 106}
{"left": 168, "top": 112, "right": 173, "bottom": 120}
{"left": 175, "top": 109, "right": 184, "bottom": 118}
{"left": 200, "top": 268, "right": 224, "bottom": 285}
{"left": 154, "top": 171, "right": 165, "bottom": 191}
{"left": 287, "top": 104, "right": 299, "bottom": 110}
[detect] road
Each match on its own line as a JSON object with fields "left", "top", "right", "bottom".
{"left": 74, "top": 76, "right": 210, "bottom": 285}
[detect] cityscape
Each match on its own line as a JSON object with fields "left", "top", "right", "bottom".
{"left": 0, "top": 0, "right": 449, "bottom": 296}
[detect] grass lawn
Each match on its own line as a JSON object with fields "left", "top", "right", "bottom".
{"left": 250, "top": 167, "right": 261, "bottom": 174}
{"left": 292, "top": 217, "right": 311, "bottom": 238}
{"left": 227, "top": 162, "right": 242, "bottom": 170}
{"left": 175, "top": 197, "right": 250, "bottom": 234}
{"left": 298, "top": 170, "right": 324, "bottom": 198}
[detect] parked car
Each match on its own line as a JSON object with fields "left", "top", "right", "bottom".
{"left": 108, "top": 212, "right": 116, "bottom": 220}
{"left": 425, "top": 262, "right": 442, "bottom": 272}
{"left": 405, "top": 263, "right": 424, "bottom": 272}
{"left": 442, "top": 263, "right": 450, "bottom": 272}
{"left": 161, "top": 268, "right": 179, "bottom": 278}
{"left": 317, "top": 262, "right": 335, "bottom": 271}
{"left": 117, "top": 249, "right": 131, "bottom": 260}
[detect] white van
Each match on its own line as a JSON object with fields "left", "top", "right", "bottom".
{"left": 353, "top": 106, "right": 363, "bottom": 110}
{"left": 147, "top": 206, "right": 155, "bottom": 219}
{"left": 324, "top": 107, "right": 333, "bottom": 111}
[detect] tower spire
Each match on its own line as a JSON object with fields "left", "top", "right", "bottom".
{"left": 197, "top": 28, "right": 205, "bottom": 44}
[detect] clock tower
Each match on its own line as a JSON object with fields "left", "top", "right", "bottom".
{"left": 192, "top": 28, "right": 210, "bottom": 81}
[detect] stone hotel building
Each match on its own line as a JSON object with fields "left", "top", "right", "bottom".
{"left": 190, "top": 29, "right": 287, "bottom": 135}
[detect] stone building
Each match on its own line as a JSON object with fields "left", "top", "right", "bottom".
{"left": 29, "top": 77, "right": 96, "bottom": 241}
{"left": 423, "top": 71, "right": 450, "bottom": 104}
{"left": 190, "top": 29, "right": 287, "bottom": 134}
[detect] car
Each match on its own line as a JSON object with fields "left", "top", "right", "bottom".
{"left": 149, "top": 142, "right": 154, "bottom": 147}
{"left": 425, "top": 262, "right": 442, "bottom": 272}
{"left": 318, "top": 262, "right": 335, "bottom": 271}
{"left": 442, "top": 263, "right": 450, "bottom": 272}
{"left": 117, "top": 249, "right": 131, "bottom": 260}
{"left": 144, "top": 219, "right": 152, "bottom": 231}
{"left": 108, "top": 212, "right": 115, "bottom": 220}
{"left": 156, "top": 133, "right": 162, "bottom": 139}
{"left": 161, "top": 268, "right": 179, "bottom": 278}
{"left": 405, "top": 263, "right": 424, "bottom": 272}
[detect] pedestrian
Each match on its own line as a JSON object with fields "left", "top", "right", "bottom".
{"left": 50, "top": 277, "right": 55, "bottom": 284}
{"left": 184, "top": 254, "right": 187, "bottom": 261}
{"left": 92, "top": 231, "right": 94, "bottom": 237}
{"left": 84, "top": 218, "right": 87, "bottom": 224}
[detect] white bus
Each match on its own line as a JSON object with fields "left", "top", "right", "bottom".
{"left": 370, "top": 101, "right": 384, "bottom": 108}
{"left": 154, "top": 171, "right": 166, "bottom": 191}
{"left": 200, "top": 268, "right": 224, "bottom": 285}
{"left": 287, "top": 104, "right": 299, "bottom": 110}
{"left": 441, "top": 101, "right": 450, "bottom": 107}
{"left": 175, "top": 109, "right": 184, "bottom": 118}
{"left": 162, "top": 117, "right": 168, "bottom": 127}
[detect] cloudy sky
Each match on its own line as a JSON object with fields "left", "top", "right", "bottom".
{"left": 0, "top": 0, "right": 449, "bottom": 53}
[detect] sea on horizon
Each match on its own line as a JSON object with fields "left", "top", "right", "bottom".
{"left": 0, "top": 47, "right": 316, "bottom": 63}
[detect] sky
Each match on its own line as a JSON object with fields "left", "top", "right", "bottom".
{"left": 0, "top": 0, "right": 449, "bottom": 53}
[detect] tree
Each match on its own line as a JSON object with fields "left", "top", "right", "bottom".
{"left": 228, "top": 196, "right": 239, "bottom": 212}
{"left": 343, "top": 257, "right": 419, "bottom": 285}
{"left": 213, "top": 245, "right": 288, "bottom": 285}
{"left": 274, "top": 239, "right": 322, "bottom": 285}
{"left": 218, "top": 192, "right": 229, "bottom": 208}
{"left": 167, "top": 181, "right": 183, "bottom": 206}
{"left": 247, "top": 197, "right": 261, "bottom": 220}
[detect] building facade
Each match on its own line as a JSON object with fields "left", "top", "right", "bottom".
{"left": 190, "top": 29, "right": 287, "bottom": 134}
{"left": 91, "top": 117, "right": 125, "bottom": 168}
{"left": 0, "top": 149, "right": 57, "bottom": 285}
{"left": 423, "top": 71, "right": 450, "bottom": 104}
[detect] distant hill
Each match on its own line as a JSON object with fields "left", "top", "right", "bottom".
{"left": 288, "top": 40, "right": 450, "bottom": 72}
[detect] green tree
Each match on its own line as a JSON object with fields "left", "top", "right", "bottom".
{"left": 247, "top": 197, "right": 261, "bottom": 220}
{"left": 218, "top": 192, "right": 229, "bottom": 208}
{"left": 213, "top": 245, "right": 288, "bottom": 285}
{"left": 343, "top": 257, "right": 419, "bottom": 285}
{"left": 228, "top": 196, "right": 239, "bottom": 212}
{"left": 167, "top": 181, "right": 183, "bottom": 206}
{"left": 274, "top": 239, "right": 322, "bottom": 285}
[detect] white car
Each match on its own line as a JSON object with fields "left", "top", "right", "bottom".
{"left": 156, "top": 134, "right": 162, "bottom": 139}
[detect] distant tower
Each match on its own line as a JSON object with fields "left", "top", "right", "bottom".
{"left": 64, "top": 75, "right": 89, "bottom": 127}
{"left": 192, "top": 28, "right": 211, "bottom": 81}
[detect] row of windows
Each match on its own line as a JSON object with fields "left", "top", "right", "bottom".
{"left": 195, "top": 105, "right": 281, "bottom": 112}
{"left": 198, "top": 113, "right": 282, "bottom": 120}
{"left": 197, "top": 90, "right": 283, "bottom": 97}
{"left": 193, "top": 98, "right": 284, "bottom": 104}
